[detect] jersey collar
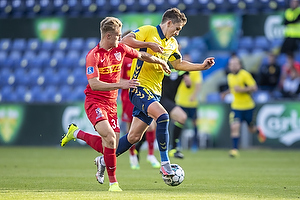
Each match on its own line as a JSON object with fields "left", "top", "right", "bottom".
{"left": 156, "top": 25, "right": 166, "bottom": 41}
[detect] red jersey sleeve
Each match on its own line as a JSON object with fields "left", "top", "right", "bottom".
{"left": 120, "top": 43, "right": 139, "bottom": 59}
{"left": 85, "top": 49, "right": 99, "bottom": 80}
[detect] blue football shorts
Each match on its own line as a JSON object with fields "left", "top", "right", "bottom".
{"left": 129, "top": 86, "right": 161, "bottom": 125}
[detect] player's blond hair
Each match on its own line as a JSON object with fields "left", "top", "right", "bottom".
{"left": 100, "top": 17, "right": 122, "bottom": 36}
{"left": 161, "top": 8, "right": 187, "bottom": 25}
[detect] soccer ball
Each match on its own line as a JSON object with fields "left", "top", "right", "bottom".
{"left": 162, "top": 164, "right": 185, "bottom": 186}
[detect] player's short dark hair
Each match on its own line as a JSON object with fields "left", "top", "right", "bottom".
{"left": 161, "top": 8, "right": 187, "bottom": 25}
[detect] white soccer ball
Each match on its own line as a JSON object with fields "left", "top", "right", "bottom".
{"left": 162, "top": 164, "right": 185, "bottom": 186}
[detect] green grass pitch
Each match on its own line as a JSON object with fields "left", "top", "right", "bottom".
{"left": 0, "top": 147, "right": 299, "bottom": 200}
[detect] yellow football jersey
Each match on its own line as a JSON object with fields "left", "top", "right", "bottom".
{"left": 176, "top": 71, "right": 202, "bottom": 108}
{"left": 130, "top": 25, "right": 181, "bottom": 96}
{"left": 227, "top": 69, "right": 256, "bottom": 110}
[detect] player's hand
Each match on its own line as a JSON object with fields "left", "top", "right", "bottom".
{"left": 202, "top": 57, "right": 215, "bottom": 70}
{"left": 160, "top": 61, "right": 171, "bottom": 75}
{"left": 120, "top": 79, "right": 140, "bottom": 89}
{"left": 148, "top": 42, "right": 164, "bottom": 53}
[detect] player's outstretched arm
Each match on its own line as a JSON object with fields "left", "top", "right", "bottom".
{"left": 170, "top": 57, "right": 215, "bottom": 71}
{"left": 138, "top": 52, "right": 171, "bottom": 75}
{"left": 88, "top": 77, "right": 140, "bottom": 91}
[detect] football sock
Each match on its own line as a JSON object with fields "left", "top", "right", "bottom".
{"left": 77, "top": 130, "right": 103, "bottom": 154}
{"left": 232, "top": 137, "right": 239, "bottom": 149}
{"left": 73, "top": 129, "right": 79, "bottom": 138}
{"left": 172, "top": 121, "right": 184, "bottom": 149}
{"left": 129, "top": 145, "right": 135, "bottom": 156}
{"left": 146, "top": 130, "right": 155, "bottom": 155}
{"left": 116, "top": 133, "right": 132, "bottom": 157}
{"left": 193, "top": 125, "right": 199, "bottom": 147}
{"left": 104, "top": 147, "right": 117, "bottom": 184}
{"left": 156, "top": 113, "right": 170, "bottom": 162}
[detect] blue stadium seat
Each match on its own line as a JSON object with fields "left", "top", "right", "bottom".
{"left": 0, "top": 67, "right": 12, "bottom": 86}
{"left": 27, "top": 38, "right": 41, "bottom": 51}
{"left": 95, "top": 0, "right": 111, "bottom": 16}
{"left": 85, "top": 37, "right": 99, "bottom": 50}
{"left": 64, "top": 50, "right": 80, "bottom": 69}
{"left": 0, "top": 0, "right": 10, "bottom": 18}
{"left": 48, "top": 50, "right": 65, "bottom": 68}
{"left": 11, "top": 0, "right": 26, "bottom": 18}
{"left": 182, "top": 0, "right": 200, "bottom": 15}
{"left": 254, "top": 36, "right": 270, "bottom": 51}
{"left": 0, "top": 51, "right": 7, "bottom": 67}
{"left": 70, "top": 38, "right": 84, "bottom": 50}
{"left": 1, "top": 86, "right": 18, "bottom": 102}
{"left": 59, "top": 85, "right": 73, "bottom": 102}
{"left": 15, "top": 85, "right": 28, "bottom": 102}
{"left": 43, "top": 68, "right": 61, "bottom": 86}
{"left": 213, "top": 0, "right": 231, "bottom": 13}
{"left": 73, "top": 67, "right": 87, "bottom": 86}
{"left": 67, "top": 0, "right": 82, "bottom": 17}
{"left": 238, "top": 36, "right": 254, "bottom": 51}
{"left": 27, "top": 67, "right": 42, "bottom": 86}
{"left": 39, "top": 0, "right": 54, "bottom": 16}
{"left": 41, "top": 40, "right": 55, "bottom": 51}
{"left": 0, "top": 38, "right": 11, "bottom": 51}
{"left": 190, "top": 36, "right": 207, "bottom": 52}
{"left": 270, "top": 38, "right": 283, "bottom": 50}
{"left": 56, "top": 38, "right": 69, "bottom": 51}
{"left": 12, "top": 38, "right": 27, "bottom": 51}
{"left": 153, "top": 0, "right": 171, "bottom": 12}
{"left": 8, "top": 50, "right": 22, "bottom": 69}
{"left": 25, "top": 0, "right": 36, "bottom": 17}
{"left": 14, "top": 68, "right": 30, "bottom": 86}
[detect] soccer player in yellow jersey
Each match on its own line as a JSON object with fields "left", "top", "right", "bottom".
{"left": 116, "top": 8, "right": 215, "bottom": 178}
{"left": 221, "top": 56, "right": 266, "bottom": 158}
{"left": 175, "top": 70, "right": 202, "bottom": 152}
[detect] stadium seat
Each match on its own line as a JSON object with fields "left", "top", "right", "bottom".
{"left": 11, "top": 0, "right": 26, "bottom": 18}
{"left": 41, "top": 40, "right": 55, "bottom": 51}
{"left": 0, "top": 38, "right": 11, "bottom": 51}
{"left": 43, "top": 68, "right": 60, "bottom": 86}
{"left": 56, "top": 38, "right": 69, "bottom": 51}
{"left": 254, "top": 36, "right": 270, "bottom": 51}
{"left": 67, "top": 0, "right": 82, "bottom": 17}
{"left": 0, "top": 0, "right": 10, "bottom": 18}
{"left": 70, "top": 38, "right": 84, "bottom": 50}
{"left": 238, "top": 36, "right": 253, "bottom": 51}
{"left": 153, "top": 0, "right": 171, "bottom": 12}
{"left": 39, "top": 0, "right": 54, "bottom": 16}
{"left": 8, "top": 50, "right": 22, "bottom": 69}
{"left": 14, "top": 68, "right": 30, "bottom": 86}
{"left": 12, "top": 38, "right": 27, "bottom": 51}
{"left": 0, "top": 67, "right": 12, "bottom": 86}
{"left": 63, "top": 50, "right": 80, "bottom": 69}
{"left": 1, "top": 86, "right": 18, "bottom": 102}
{"left": 27, "top": 67, "right": 42, "bottom": 86}
{"left": 0, "top": 51, "right": 7, "bottom": 67}
{"left": 190, "top": 36, "right": 207, "bottom": 52}
{"left": 85, "top": 37, "right": 99, "bottom": 50}
{"left": 15, "top": 85, "right": 28, "bottom": 102}
{"left": 27, "top": 38, "right": 41, "bottom": 51}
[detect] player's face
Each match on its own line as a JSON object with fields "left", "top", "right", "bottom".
{"left": 108, "top": 28, "right": 122, "bottom": 48}
{"left": 228, "top": 58, "right": 241, "bottom": 74}
{"left": 166, "top": 21, "right": 184, "bottom": 39}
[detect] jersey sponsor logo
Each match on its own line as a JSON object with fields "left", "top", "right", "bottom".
{"left": 114, "top": 52, "right": 121, "bottom": 61}
{"left": 99, "top": 64, "right": 121, "bottom": 74}
{"left": 87, "top": 66, "right": 94, "bottom": 75}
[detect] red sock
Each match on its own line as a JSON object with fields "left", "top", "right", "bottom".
{"left": 104, "top": 147, "right": 117, "bottom": 183}
{"left": 77, "top": 130, "right": 103, "bottom": 154}
{"left": 146, "top": 130, "right": 155, "bottom": 155}
{"left": 129, "top": 145, "right": 136, "bottom": 156}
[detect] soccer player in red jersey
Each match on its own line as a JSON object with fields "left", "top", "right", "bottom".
{"left": 60, "top": 17, "right": 170, "bottom": 192}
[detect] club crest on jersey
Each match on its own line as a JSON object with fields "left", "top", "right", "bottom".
{"left": 95, "top": 108, "right": 103, "bottom": 119}
{"left": 114, "top": 52, "right": 121, "bottom": 61}
{"left": 87, "top": 66, "right": 94, "bottom": 74}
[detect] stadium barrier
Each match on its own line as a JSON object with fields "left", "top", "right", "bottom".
{"left": 0, "top": 101, "right": 299, "bottom": 148}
